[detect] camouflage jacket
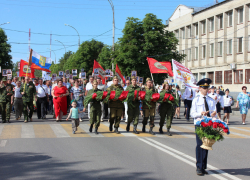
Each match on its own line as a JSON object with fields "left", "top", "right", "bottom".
{"left": 107, "top": 84, "right": 124, "bottom": 108}
{"left": 0, "top": 83, "right": 14, "bottom": 103}
{"left": 126, "top": 84, "right": 141, "bottom": 105}
{"left": 87, "top": 88, "right": 103, "bottom": 104}
{"left": 142, "top": 86, "right": 157, "bottom": 109}
{"left": 20, "top": 82, "right": 36, "bottom": 102}
{"left": 160, "top": 90, "right": 174, "bottom": 106}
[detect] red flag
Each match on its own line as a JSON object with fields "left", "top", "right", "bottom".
{"left": 147, "top": 57, "right": 173, "bottom": 77}
{"left": 92, "top": 60, "right": 105, "bottom": 84}
{"left": 19, "top": 59, "right": 35, "bottom": 78}
{"left": 115, "top": 64, "right": 125, "bottom": 84}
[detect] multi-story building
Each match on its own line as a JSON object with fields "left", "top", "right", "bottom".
{"left": 166, "top": 0, "right": 250, "bottom": 92}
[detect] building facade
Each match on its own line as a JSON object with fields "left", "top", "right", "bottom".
{"left": 166, "top": 0, "right": 250, "bottom": 92}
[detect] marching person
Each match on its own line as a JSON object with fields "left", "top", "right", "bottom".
{"left": 126, "top": 76, "right": 141, "bottom": 134}
{"left": 236, "top": 86, "right": 250, "bottom": 125}
{"left": 184, "top": 86, "right": 195, "bottom": 121}
{"left": 20, "top": 76, "right": 36, "bottom": 123}
{"left": 142, "top": 78, "right": 157, "bottom": 135}
{"left": 0, "top": 77, "right": 14, "bottom": 123}
{"left": 106, "top": 75, "right": 124, "bottom": 134}
{"left": 85, "top": 76, "right": 94, "bottom": 119}
{"left": 215, "top": 88, "right": 224, "bottom": 119}
{"left": 123, "top": 79, "right": 130, "bottom": 123}
{"left": 36, "top": 79, "right": 49, "bottom": 119}
{"left": 46, "top": 80, "right": 53, "bottom": 115}
{"left": 174, "top": 85, "right": 181, "bottom": 119}
{"left": 191, "top": 78, "right": 216, "bottom": 176}
{"left": 97, "top": 77, "right": 105, "bottom": 122}
{"left": 159, "top": 82, "right": 175, "bottom": 136}
{"left": 222, "top": 89, "right": 233, "bottom": 125}
{"left": 13, "top": 81, "right": 23, "bottom": 120}
{"left": 84, "top": 80, "right": 103, "bottom": 134}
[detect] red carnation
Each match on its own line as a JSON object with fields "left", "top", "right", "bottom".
{"left": 201, "top": 122, "right": 207, "bottom": 127}
{"left": 92, "top": 93, "right": 97, "bottom": 99}
{"left": 218, "top": 123, "right": 224, "bottom": 128}
{"left": 213, "top": 123, "right": 218, "bottom": 128}
{"left": 208, "top": 120, "right": 213, "bottom": 126}
{"left": 223, "top": 129, "right": 229, "bottom": 133}
{"left": 169, "top": 94, "right": 175, "bottom": 101}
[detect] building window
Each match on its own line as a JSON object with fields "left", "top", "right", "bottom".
{"left": 195, "top": 47, "right": 198, "bottom": 60}
{"left": 187, "top": 26, "right": 191, "bottom": 38}
{"left": 215, "top": 71, "right": 222, "bottom": 84}
{"left": 181, "top": 50, "right": 185, "bottom": 55}
{"left": 238, "top": 37, "right": 243, "bottom": 53}
{"left": 193, "top": 73, "right": 198, "bottom": 81}
{"left": 194, "top": 23, "right": 198, "bottom": 36}
{"left": 175, "top": 30, "right": 179, "bottom": 39}
{"left": 238, "top": 8, "right": 243, "bottom": 24}
{"left": 245, "top": 69, "right": 250, "bottom": 84}
{"left": 210, "top": 43, "right": 214, "bottom": 57}
{"left": 202, "top": 45, "right": 206, "bottom": 59}
{"left": 224, "top": 70, "right": 232, "bottom": 84}
{"left": 218, "top": 42, "right": 223, "bottom": 56}
{"left": 200, "top": 72, "right": 206, "bottom": 79}
{"left": 210, "top": 18, "right": 214, "bottom": 32}
{"left": 208, "top": 72, "right": 214, "bottom": 84}
{"left": 201, "top": 20, "right": 206, "bottom": 34}
{"left": 188, "top": 49, "right": 191, "bottom": 60}
{"left": 227, "top": 39, "right": 232, "bottom": 54}
{"left": 181, "top": 28, "right": 185, "bottom": 39}
{"left": 228, "top": 11, "right": 233, "bottom": 27}
{"left": 235, "top": 70, "right": 243, "bottom": 84}
{"left": 218, "top": 14, "right": 223, "bottom": 29}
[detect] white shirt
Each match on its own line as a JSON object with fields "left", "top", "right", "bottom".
{"left": 182, "top": 92, "right": 186, "bottom": 100}
{"left": 86, "top": 82, "right": 93, "bottom": 91}
{"left": 191, "top": 93, "right": 217, "bottom": 125}
{"left": 209, "top": 93, "right": 224, "bottom": 107}
{"left": 13, "top": 86, "right": 22, "bottom": 98}
{"left": 223, "top": 95, "right": 233, "bottom": 107}
{"left": 36, "top": 84, "right": 48, "bottom": 98}
{"left": 184, "top": 87, "right": 195, "bottom": 100}
{"left": 11, "top": 82, "right": 17, "bottom": 87}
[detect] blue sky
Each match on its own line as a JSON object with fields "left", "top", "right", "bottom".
{"left": 0, "top": 0, "right": 218, "bottom": 64}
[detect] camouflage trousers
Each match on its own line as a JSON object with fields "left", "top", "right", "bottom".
{"left": 90, "top": 103, "right": 101, "bottom": 128}
{"left": 23, "top": 101, "right": 34, "bottom": 121}
{"left": 0, "top": 101, "right": 12, "bottom": 121}
{"left": 127, "top": 104, "right": 140, "bottom": 125}
{"left": 159, "top": 104, "right": 174, "bottom": 129}
{"left": 110, "top": 107, "right": 123, "bottom": 128}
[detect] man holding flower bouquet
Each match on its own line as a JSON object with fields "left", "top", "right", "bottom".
{"left": 191, "top": 78, "right": 217, "bottom": 176}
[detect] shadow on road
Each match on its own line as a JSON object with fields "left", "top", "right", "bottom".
{"left": 0, "top": 152, "right": 153, "bottom": 180}
{"left": 220, "top": 168, "right": 250, "bottom": 177}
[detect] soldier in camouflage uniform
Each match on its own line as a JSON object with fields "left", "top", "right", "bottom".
{"left": 107, "top": 75, "right": 124, "bottom": 134}
{"left": 159, "top": 82, "right": 175, "bottom": 136}
{"left": 20, "top": 77, "right": 36, "bottom": 123}
{"left": 83, "top": 80, "right": 103, "bottom": 135}
{"left": 142, "top": 78, "right": 156, "bottom": 135}
{"left": 0, "top": 77, "right": 14, "bottom": 123}
{"left": 126, "top": 76, "right": 141, "bottom": 134}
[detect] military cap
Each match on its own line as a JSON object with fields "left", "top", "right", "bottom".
{"left": 225, "top": 88, "right": 229, "bottom": 92}
{"left": 146, "top": 78, "right": 152, "bottom": 82}
{"left": 163, "top": 81, "right": 169, "bottom": 85}
{"left": 196, "top": 78, "right": 212, "bottom": 87}
{"left": 211, "top": 86, "right": 215, "bottom": 89}
{"left": 113, "top": 75, "right": 118, "bottom": 80}
{"left": 1, "top": 77, "right": 7, "bottom": 81}
{"left": 131, "top": 76, "right": 136, "bottom": 80}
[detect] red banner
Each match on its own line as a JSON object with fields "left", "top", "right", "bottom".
{"left": 147, "top": 57, "right": 173, "bottom": 77}
{"left": 92, "top": 60, "right": 105, "bottom": 84}
{"left": 115, "top": 64, "right": 125, "bottom": 84}
{"left": 19, "top": 59, "right": 35, "bottom": 78}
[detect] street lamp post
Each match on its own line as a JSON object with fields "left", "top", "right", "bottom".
{"left": 55, "top": 39, "right": 66, "bottom": 54}
{"left": 65, "top": 24, "right": 80, "bottom": 48}
{"left": 47, "top": 48, "right": 56, "bottom": 64}
{"left": 108, "top": 0, "right": 115, "bottom": 71}
{"left": 0, "top": 22, "right": 10, "bottom": 26}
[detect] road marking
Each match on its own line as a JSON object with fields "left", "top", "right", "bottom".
{"left": 101, "top": 123, "right": 125, "bottom": 137}
{"left": 166, "top": 127, "right": 195, "bottom": 138}
{"left": 21, "top": 125, "right": 35, "bottom": 138}
{"left": 229, "top": 127, "right": 250, "bottom": 136}
{"left": 0, "top": 125, "right": 21, "bottom": 139}
{"left": 79, "top": 124, "right": 104, "bottom": 137}
{"left": 118, "top": 124, "right": 140, "bottom": 137}
{"left": 0, "top": 140, "right": 7, "bottom": 147}
{"left": 61, "top": 124, "right": 91, "bottom": 137}
{"left": 140, "top": 138, "right": 241, "bottom": 180}
{"left": 50, "top": 124, "right": 70, "bottom": 138}
{"left": 233, "top": 127, "right": 250, "bottom": 132}
{"left": 0, "top": 125, "right": 4, "bottom": 136}
{"left": 33, "top": 124, "right": 57, "bottom": 138}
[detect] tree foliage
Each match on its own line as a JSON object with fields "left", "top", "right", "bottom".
{"left": 0, "top": 28, "right": 13, "bottom": 76}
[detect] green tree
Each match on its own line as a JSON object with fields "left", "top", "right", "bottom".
{"left": 57, "top": 51, "right": 73, "bottom": 72}
{"left": 0, "top": 28, "right": 13, "bottom": 76}
{"left": 12, "top": 61, "right": 19, "bottom": 77}
{"left": 115, "top": 13, "right": 185, "bottom": 84}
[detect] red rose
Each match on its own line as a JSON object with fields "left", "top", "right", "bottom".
{"left": 218, "top": 123, "right": 224, "bottom": 128}
{"left": 169, "top": 94, "right": 175, "bottom": 101}
{"left": 201, "top": 122, "right": 206, "bottom": 127}
{"left": 223, "top": 129, "right": 229, "bottom": 133}
{"left": 92, "top": 93, "right": 97, "bottom": 99}
{"left": 208, "top": 120, "right": 213, "bottom": 126}
{"left": 213, "top": 123, "right": 218, "bottom": 128}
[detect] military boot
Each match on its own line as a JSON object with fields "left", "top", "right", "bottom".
{"left": 142, "top": 125, "right": 146, "bottom": 132}
{"left": 159, "top": 126, "right": 164, "bottom": 134}
{"left": 126, "top": 123, "right": 130, "bottom": 132}
{"left": 167, "top": 128, "right": 172, "bottom": 136}
{"left": 114, "top": 127, "right": 120, "bottom": 134}
{"left": 149, "top": 127, "right": 155, "bottom": 135}
{"left": 133, "top": 125, "right": 139, "bottom": 134}
{"left": 109, "top": 123, "right": 113, "bottom": 132}
{"left": 95, "top": 127, "right": 99, "bottom": 135}
{"left": 89, "top": 124, "right": 93, "bottom": 132}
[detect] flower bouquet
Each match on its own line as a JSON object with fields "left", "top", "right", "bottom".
{"left": 158, "top": 92, "right": 179, "bottom": 106}
{"left": 103, "top": 89, "right": 129, "bottom": 103}
{"left": 84, "top": 91, "right": 108, "bottom": 107}
{"left": 141, "top": 90, "right": 160, "bottom": 109}
{"left": 195, "top": 116, "right": 230, "bottom": 150}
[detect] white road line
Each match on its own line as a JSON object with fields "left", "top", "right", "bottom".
{"left": 230, "top": 127, "right": 250, "bottom": 133}
{"left": 138, "top": 138, "right": 227, "bottom": 180}
{"left": 50, "top": 124, "right": 70, "bottom": 138}
{"left": 0, "top": 125, "right": 4, "bottom": 136}
{"left": 79, "top": 124, "right": 104, "bottom": 137}
{"left": 135, "top": 124, "right": 167, "bottom": 137}
{"left": 0, "top": 140, "right": 7, "bottom": 147}
{"left": 21, "top": 125, "right": 35, "bottom": 138}
{"left": 229, "top": 132, "right": 250, "bottom": 138}
{"left": 103, "top": 123, "right": 143, "bottom": 137}
{"left": 143, "top": 138, "right": 241, "bottom": 180}
{"left": 167, "top": 128, "right": 195, "bottom": 138}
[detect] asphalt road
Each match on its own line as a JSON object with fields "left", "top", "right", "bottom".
{"left": 0, "top": 108, "right": 250, "bottom": 180}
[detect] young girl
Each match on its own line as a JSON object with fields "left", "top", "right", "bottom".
{"left": 223, "top": 89, "right": 233, "bottom": 125}
{"left": 66, "top": 100, "right": 84, "bottom": 134}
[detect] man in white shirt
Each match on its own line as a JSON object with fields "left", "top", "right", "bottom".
{"left": 184, "top": 87, "right": 195, "bottom": 121}
{"left": 190, "top": 78, "right": 216, "bottom": 176}
{"left": 85, "top": 76, "right": 94, "bottom": 119}
{"left": 123, "top": 80, "right": 130, "bottom": 123}
{"left": 11, "top": 77, "right": 18, "bottom": 87}
{"left": 97, "top": 77, "right": 105, "bottom": 121}
{"left": 36, "top": 79, "right": 49, "bottom": 119}
{"left": 13, "top": 81, "right": 23, "bottom": 120}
